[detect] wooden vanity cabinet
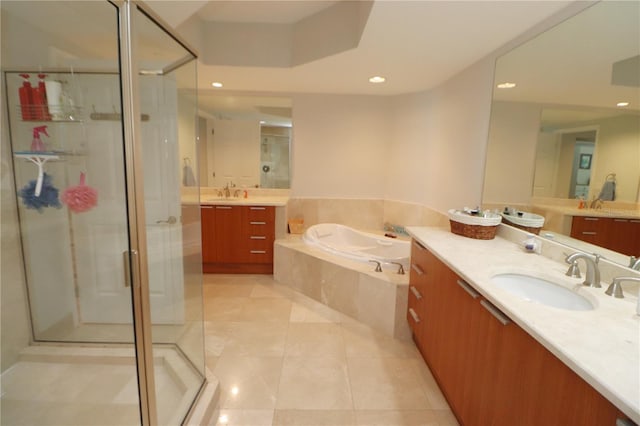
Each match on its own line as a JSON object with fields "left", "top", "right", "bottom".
{"left": 571, "top": 216, "right": 640, "bottom": 256}
{"left": 408, "top": 239, "right": 626, "bottom": 425}
{"left": 200, "top": 205, "right": 275, "bottom": 274}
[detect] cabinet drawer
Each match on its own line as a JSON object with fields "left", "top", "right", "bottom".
{"left": 410, "top": 239, "right": 431, "bottom": 270}
{"left": 245, "top": 247, "right": 273, "bottom": 263}
{"left": 245, "top": 206, "right": 275, "bottom": 222}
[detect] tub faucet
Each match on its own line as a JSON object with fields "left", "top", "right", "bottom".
{"left": 565, "top": 252, "right": 601, "bottom": 288}
{"left": 369, "top": 260, "right": 382, "bottom": 272}
{"left": 391, "top": 262, "right": 405, "bottom": 275}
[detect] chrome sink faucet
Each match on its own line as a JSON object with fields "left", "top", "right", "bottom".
{"left": 604, "top": 276, "right": 640, "bottom": 299}
{"left": 565, "top": 252, "right": 601, "bottom": 288}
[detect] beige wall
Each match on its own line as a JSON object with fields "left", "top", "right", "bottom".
{"left": 291, "top": 94, "right": 391, "bottom": 199}
{"left": 290, "top": 56, "right": 494, "bottom": 214}
{"left": 482, "top": 101, "right": 542, "bottom": 205}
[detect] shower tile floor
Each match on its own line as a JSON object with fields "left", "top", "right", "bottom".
{"left": 204, "top": 274, "right": 458, "bottom": 426}
{"left": 1, "top": 346, "right": 201, "bottom": 426}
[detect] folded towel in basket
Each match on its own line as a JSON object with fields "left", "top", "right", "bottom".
{"left": 598, "top": 180, "right": 615, "bottom": 201}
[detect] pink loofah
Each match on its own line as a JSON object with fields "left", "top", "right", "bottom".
{"left": 62, "top": 172, "right": 98, "bottom": 213}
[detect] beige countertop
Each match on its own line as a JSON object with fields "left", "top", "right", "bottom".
{"left": 181, "top": 195, "right": 289, "bottom": 207}
{"left": 200, "top": 196, "right": 289, "bottom": 206}
{"left": 534, "top": 204, "right": 640, "bottom": 219}
{"left": 406, "top": 226, "right": 639, "bottom": 423}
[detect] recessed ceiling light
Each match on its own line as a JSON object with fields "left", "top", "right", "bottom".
{"left": 211, "top": 82, "right": 223, "bottom": 88}
{"left": 497, "top": 82, "right": 516, "bottom": 89}
{"left": 369, "top": 76, "right": 386, "bottom": 83}
{"left": 617, "top": 101, "right": 629, "bottom": 107}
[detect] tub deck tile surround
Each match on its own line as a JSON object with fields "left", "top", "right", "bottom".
{"left": 274, "top": 236, "right": 411, "bottom": 340}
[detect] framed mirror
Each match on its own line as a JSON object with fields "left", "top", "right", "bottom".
{"left": 483, "top": 1, "right": 640, "bottom": 267}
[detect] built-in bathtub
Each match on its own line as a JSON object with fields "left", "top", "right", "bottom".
{"left": 302, "top": 223, "right": 410, "bottom": 272}
{"left": 274, "top": 224, "right": 411, "bottom": 340}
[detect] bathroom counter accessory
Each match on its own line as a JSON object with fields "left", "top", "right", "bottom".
{"left": 406, "top": 226, "right": 639, "bottom": 423}
{"left": 447, "top": 209, "right": 502, "bottom": 240}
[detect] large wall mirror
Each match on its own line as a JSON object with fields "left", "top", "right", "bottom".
{"left": 187, "top": 93, "right": 292, "bottom": 189}
{"left": 483, "top": 1, "right": 640, "bottom": 267}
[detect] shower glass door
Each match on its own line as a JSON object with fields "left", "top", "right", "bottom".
{"left": 128, "top": 4, "right": 204, "bottom": 425}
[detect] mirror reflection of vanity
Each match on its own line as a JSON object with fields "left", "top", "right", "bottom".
{"left": 482, "top": 1, "right": 640, "bottom": 266}
{"left": 196, "top": 93, "right": 292, "bottom": 189}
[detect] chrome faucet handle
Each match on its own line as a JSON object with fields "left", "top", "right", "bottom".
{"left": 629, "top": 256, "right": 640, "bottom": 271}
{"left": 369, "top": 260, "right": 382, "bottom": 272}
{"left": 391, "top": 262, "right": 405, "bottom": 275}
{"left": 566, "top": 261, "right": 581, "bottom": 278}
{"left": 605, "top": 276, "right": 640, "bottom": 299}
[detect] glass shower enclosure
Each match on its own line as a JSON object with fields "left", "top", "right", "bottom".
{"left": 1, "top": 1, "right": 206, "bottom": 425}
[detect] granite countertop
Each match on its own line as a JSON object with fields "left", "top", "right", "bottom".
{"left": 200, "top": 196, "right": 289, "bottom": 206}
{"left": 535, "top": 204, "right": 640, "bottom": 219}
{"left": 182, "top": 195, "right": 289, "bottom": 207}
{"left": 406, "top": 226, "right": 639, "bottom": 423}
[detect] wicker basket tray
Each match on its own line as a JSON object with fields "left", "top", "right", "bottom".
{"left": 448, "top": 209, "right": 502, "bottom": 240}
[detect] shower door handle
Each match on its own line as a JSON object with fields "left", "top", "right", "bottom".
{"left": 123, "top": 250, "right": 139, "bottom": 288}
{"left": 156, "top": 215, "right": 177, "bottom": 224}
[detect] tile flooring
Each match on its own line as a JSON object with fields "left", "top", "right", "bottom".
{"left": 204, "top": 274, "right": 458, "bottom": 426}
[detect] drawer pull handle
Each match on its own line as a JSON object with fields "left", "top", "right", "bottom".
{"left": 631, "top": 220, "right": 640, "bottom": 224}
{"left": 480, "top": 300, "right": 510, "bottom": 326}
{"left": 410, "top": 286, "right": 422, "bottom": 300}
{"left": 200, "top": 206, "right": 213, "bottom": 209}
{"left": 250, "top": 236, "right": 267, "bottom": 240}
{"left": 584, "top": 217, "right": 599, "bottom": 221}
{"left": 250, "top": 221, "right": 267, "bottom": 225}
{"left": 582, "top": 231, "right": 597, "bottom": 235}
{"left": 250, "top": 250, "right": 267, "bottom": 254}
{"left": 456, "top": 279, "right": 479, "bottom": 299}
{"left": 409, "top": 308, "right": 420, "bottom": 323}
{"left": 614, "top": 219, "right": 628, "bottom": 223}
{"left": 411, "top": 264, "right": 424, "bottom": 276}
{"left": 250, "top": 207, "right": 266, "bottom": 210}
{"left": 216, "top": 206, "right": 232, "bottom": 210}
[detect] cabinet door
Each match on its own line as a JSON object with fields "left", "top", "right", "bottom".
{"left": 436, "top": 265, "right": 482, "bottom": 420}
{"left": 630, "top": 219, "right": 640, "bottom": 256}
{"left": 200, "top": 205, "right": 216, "bottom": 263}
{"left": 214, "top": 205, "right": 244, "bottom": 263}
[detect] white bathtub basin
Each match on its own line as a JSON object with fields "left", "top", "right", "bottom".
{"left": 491, "top": 273, "right": 594, "bottom": 311}
{"left": 302, "top": 223, "right": 410, "bottom": 270}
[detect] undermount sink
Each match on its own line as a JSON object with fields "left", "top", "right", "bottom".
{"left": 491, "top": 273, "right": 594, "bottom": 311}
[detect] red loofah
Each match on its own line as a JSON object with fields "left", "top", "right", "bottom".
{"left": 62, "top": 172, "right": 98, "bottom": 213}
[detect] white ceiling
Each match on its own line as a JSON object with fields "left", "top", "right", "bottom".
{"left": 147, "top": 0, "right": 574, "bottom": 96}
